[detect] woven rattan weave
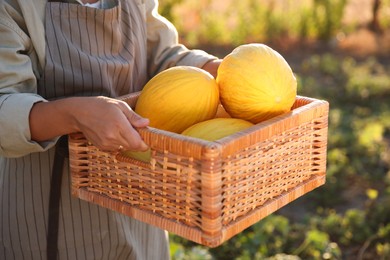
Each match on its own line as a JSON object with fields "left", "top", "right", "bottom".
{"left": 69, "top": 92, "right": 329, "bottom": 247}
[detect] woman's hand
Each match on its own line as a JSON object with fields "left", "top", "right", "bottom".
{"left": 202, "top": 59, "right": 222, "bottom": 78}
{"left": 29, "top": 96, "right": 149, "bottom": 152}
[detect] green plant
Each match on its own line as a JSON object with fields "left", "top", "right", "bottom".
{"left": 311, "top": 0, "right": 347, "bottom": 40}
{"left": 158, "top": 0, "right": 185, "bottom": 23}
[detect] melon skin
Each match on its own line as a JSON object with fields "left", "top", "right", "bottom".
{"left": 121, "top": 149, "right": 151, "bottom": 163}
{"left": 181, "top": 118, "right": 254, "bottom": 141}
{"left": 216, "top": 43, "right": 297, "bottom": 124}
{"left": 135, "top": 66, "right": 220, "bottom": 133}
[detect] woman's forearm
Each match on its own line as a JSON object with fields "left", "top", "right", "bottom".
{"left": 29, "top": 98, "right": 80, "bottom": 142}
{"left": 29, "top": 96, "right": 149, "bottom": 152}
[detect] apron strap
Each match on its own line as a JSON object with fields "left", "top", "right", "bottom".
{"left": 47, "top": 136, "right": 69, "bottom": 260}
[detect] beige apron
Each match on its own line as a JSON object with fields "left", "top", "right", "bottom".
{"left": 40, "top": 0, "right": 147, "bottom": 98}
{"left": 0, "top": 1, "right": 170, "bottom": 259}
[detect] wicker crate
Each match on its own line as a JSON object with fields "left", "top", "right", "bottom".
{"left": 69, "top": 92, "right": 329, "bottom": 247}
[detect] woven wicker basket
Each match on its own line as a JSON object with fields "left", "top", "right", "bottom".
{"left": 69, "top": 92, "right": 329, "bottom": 247}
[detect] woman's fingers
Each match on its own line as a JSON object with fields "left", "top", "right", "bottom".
{"left": 119, "top": 121, "right": 149, "bottom": 152}
{"left": 72, "top": 96, "right": 150, "bottom": 152}
{"left": 116, "top": 101, "right": 149, "bottom": 151}
{"left": 118, "top": 101, "right": 150, "bottom": 128}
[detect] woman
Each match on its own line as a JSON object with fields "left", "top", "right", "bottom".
{"left": 0, "top": 0, "right": 221, "bottom": 259}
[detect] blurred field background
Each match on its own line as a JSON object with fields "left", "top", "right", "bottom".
{"left": 158, "top": 0, "right": 390, "bottom": 259}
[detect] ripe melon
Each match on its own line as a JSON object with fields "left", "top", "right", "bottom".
{"left": 135, "top": 66, "right": 220, "bottom": 133}
{"left": 216, "top": 43, "right": 297, "bottom": 124}
{"left": 121, "top": 149, "right": 151, "bottom": 163}
{"left": 181, "top": 118, "right": 254, "bottom": 141}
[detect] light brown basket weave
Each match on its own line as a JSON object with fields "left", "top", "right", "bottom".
{"left": 69, "top": 92, "right": 329, "bottom": 247}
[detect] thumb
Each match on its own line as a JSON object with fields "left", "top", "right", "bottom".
{"left": 127, "top": 111, "right": 150, "bottom": 128}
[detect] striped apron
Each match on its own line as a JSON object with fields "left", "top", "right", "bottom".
{"left": 0, "top": 1, "right": 170, "bottom": 259}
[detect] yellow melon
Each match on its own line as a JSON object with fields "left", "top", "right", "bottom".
{"left": 181, "top": 118, "right": 254, "bottom": 141}
{"left": 216, "top": 43, "right": 297, "bottom": 124}
{"left": 135, "top": 66, "right": 220, "bottom": 133}
{"left": 121, "top": 149, "right": 151, "bottom": 163}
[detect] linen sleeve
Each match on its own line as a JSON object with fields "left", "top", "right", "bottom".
{"left": 145, "top": 0, "right": 219, "bottom": 77}
{"left": 0, "top": 10, "right": 56, "bottom": 158}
